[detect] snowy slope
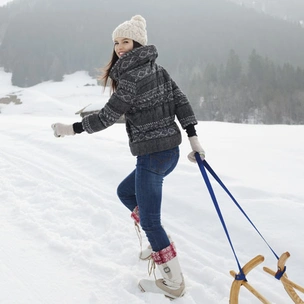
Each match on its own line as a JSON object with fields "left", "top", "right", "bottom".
{"left": 1, "top": 69, "right": 304, "bottom": 304}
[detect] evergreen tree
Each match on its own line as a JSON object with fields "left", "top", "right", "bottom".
{"left": 224, "top": 49, "right": 242, "bottom": 86}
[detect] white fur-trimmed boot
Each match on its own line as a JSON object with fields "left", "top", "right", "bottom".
{"left": 131, "top": 206, "right": 153, "bottom": 260}
{"left": 138, "top": 243, "right": 186, "bottom": 299}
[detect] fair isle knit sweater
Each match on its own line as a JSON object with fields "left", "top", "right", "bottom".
{"left": 81, "top": 45, "right": 198, "bottom": 156}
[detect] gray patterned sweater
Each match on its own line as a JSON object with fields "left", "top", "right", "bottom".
{"left": 81, "top": 45, "right": 198, "bottom": 156}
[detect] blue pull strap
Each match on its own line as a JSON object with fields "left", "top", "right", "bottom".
{"left": 195, "top": 154, "right": 280, "bottom": 277}
{"left": 201, "top": 157, "right": 279, "bottom": 260}
{"left": 195, "top": 153, "right": 246, "bottom": 280}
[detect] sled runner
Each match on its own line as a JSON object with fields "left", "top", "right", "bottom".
{"left": 230, "top": 255, "right": 270, "bottom": 304}
{"left": 263, "top": 252, "right": 304, "bottom": 304}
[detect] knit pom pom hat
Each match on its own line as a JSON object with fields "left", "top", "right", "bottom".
{"left": 112, "top": 15, "right": 147, "bottom": 46}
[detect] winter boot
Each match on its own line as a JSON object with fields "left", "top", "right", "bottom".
{"left": 138, "top": 243, "right": 186, "bottom": 299}
{"left": 131, "top": 206, "right": 153, "bottom": 260}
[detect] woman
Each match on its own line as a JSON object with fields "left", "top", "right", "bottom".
{"left": 52, "top": 15, "right": 205, "bottom": 299}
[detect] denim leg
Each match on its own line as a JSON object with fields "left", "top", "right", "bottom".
{"left": 117, "top": 169, "right": 137, "bottom": 212}
{"left": 136, "top": 147, "right": 179, "bottom": 252}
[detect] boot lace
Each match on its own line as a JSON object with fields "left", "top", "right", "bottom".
{"left": 148, "top": 258, "right": 157, "bottom": 280}
{"left": 134, "top": 221, "right": 144, "bottom": 259}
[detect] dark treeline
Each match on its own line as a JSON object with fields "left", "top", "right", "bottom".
{"left": 190, "top": 49, "right": 304, "bottom": 124}
{"left": 1, "top": 0, "right": 304, "bottom": 124}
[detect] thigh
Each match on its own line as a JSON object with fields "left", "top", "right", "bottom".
{"left": 135, "top": 147, "right": 179, "bottom": 218}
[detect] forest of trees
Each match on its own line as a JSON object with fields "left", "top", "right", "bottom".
{"left": 189, "top": 49, "right": 304, "bottom": 124}
{"left": 1, "top": 0, "right": 304, "bottom": 124}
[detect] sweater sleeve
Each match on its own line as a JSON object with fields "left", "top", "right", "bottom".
{"left": 81, "top": 79, "right": 135, "bottom": 134}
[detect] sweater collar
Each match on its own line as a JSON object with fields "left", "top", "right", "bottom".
{"left": 109, "top": 45, "right": 158, "bottom": 81}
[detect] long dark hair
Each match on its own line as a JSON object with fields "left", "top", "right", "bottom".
{"left": 101, "top": 40, "right": 142, "bottom": 92}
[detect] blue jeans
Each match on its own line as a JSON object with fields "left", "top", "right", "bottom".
{"left": 117, "top": 146, "right": 179, "bottom": 252}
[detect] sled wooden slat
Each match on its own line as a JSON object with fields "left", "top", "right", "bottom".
{"left": 283, "top": 279, "right": 304, "bottom": 304}
{"left": 263, "top": 267, "right": 304, "bottom": 293}
{"left": 229, "top": 255, "right": 270, "bottom": 304}
{"left": 263, "top": 252, "right": 304, "bottom": 304}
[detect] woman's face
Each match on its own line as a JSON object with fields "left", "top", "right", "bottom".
{"left": 114, "top": 38, "right": 134, "bottom": 58}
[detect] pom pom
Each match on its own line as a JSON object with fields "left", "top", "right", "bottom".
{"left": 132, "top": 15, "right": 146, "bottom": 27}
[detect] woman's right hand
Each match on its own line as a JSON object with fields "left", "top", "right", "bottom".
{"left": 188, "top": 136, "right": 205, "bottom": 163}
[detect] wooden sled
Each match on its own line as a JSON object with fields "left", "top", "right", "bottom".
{"left": 229, "top": 255, "right": 270, "bottom": 304}
{"left": 263, "top": 252, "right": 304, "bottom": 304}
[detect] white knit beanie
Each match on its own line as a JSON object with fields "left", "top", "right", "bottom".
{"left": 112, "top": 15, "right": 148, "bottom": 46}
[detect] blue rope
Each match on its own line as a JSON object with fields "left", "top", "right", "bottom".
{"left": 201, "top": 158, "right": 279, "bottom": 260}
{"left": 195, "top": 153, "right": 246, "bottom": 280}
{"left": 195, "top": 153, "right": 281, "bottom": 278}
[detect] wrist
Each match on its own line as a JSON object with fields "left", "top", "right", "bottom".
{"left": 185, "top": 124, "right": 197, "bottom": 137}
{"left": 73, "top": 122, "right": 84, "bottom": 134}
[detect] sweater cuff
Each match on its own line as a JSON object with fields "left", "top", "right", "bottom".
{"left": 73, "top": 122, "right": 84, "bottom": 134}
{"left": 185, "top": 124, "right": 197, "bottom": 137}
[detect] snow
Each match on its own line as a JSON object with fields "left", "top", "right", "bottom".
{"left": 1, "top": 68, "right": 304, "bottom": 303}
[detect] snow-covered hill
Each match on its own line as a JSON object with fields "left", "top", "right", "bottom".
{"left": 1, "top": 69, "right": 304, "bottom": 303}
